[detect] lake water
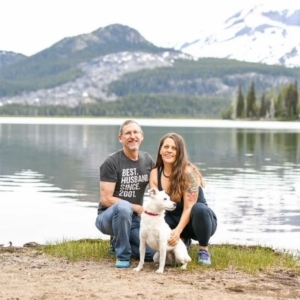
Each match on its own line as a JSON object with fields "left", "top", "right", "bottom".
{"left": 0, "top": 117, "right": 300, "bottom": 254}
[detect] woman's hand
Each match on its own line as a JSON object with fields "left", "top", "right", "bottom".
{"left": 168, "top": 229, "right": 181, "bottom": 246}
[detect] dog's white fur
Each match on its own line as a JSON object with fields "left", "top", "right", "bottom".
{"left": 133, "top": 187, "right": 191, "bottom": 274}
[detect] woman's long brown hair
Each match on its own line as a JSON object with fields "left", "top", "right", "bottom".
{"left": 154, "top": 133, "right": 204, "bottom": 202}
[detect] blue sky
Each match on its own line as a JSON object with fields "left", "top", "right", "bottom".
{"left": 0, "top": 0, "right": 298, "bottom": 56}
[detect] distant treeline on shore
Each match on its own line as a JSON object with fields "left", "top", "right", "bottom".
{"left": 0, "top": 94, "right": 230, "bottom": 118}
{"left": 223, "top": 80, "right": 299, "bottom": 121}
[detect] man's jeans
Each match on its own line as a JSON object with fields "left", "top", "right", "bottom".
{"left": 95, "top": 200, "right": 155, "bottom": 261}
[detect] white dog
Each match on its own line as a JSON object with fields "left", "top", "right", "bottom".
{"left": 134, "top": 187, "right": 191, "bottom": 274}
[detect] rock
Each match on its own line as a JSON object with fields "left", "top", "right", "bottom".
{"left": 23, "top": 242, "right": 42, "bottom": 248}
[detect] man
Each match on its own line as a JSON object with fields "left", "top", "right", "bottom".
{"left": 95, "top": 119, "right": 155, "bottom": 268}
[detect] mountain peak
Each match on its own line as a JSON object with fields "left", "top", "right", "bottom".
{"left": 35, "top": 23, "right": 163, "bottom": 61}
{"left": 177, "top": 5, "right": 300, "bottom": 67}
{"left": 225, "top": 4, "right": 300, "bottom": 28}
{"left": 91, "top": 24, "right": 154, "bottom": 46}
{"left": 0, "top": 51, "right": 26, "bottom": 68}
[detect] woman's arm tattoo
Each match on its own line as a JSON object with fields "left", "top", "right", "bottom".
{"left": 186, "top": 171, "right": 198, "bottom": 201}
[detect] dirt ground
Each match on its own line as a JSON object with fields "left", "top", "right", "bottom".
{"left": 0, "top": 246, "right": 299, "bottom": 300}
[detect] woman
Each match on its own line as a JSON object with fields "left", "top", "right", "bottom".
{"left": 149, "top": 133, "right": 217, "bottom": 266}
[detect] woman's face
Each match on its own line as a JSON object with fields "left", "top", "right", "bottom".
{"left": 160, "top": 137, "right": 177, "bottom": 164}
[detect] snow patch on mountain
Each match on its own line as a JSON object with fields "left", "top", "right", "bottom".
{"left": 176, "top": 4, "right": 300, "bottom": 67}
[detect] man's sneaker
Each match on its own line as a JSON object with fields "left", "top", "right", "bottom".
{"left": 198, "top": 250, "right": 211, "bottom": 266}
{"left": 108, "top": 236, "right": 115, "bottom": 255}
{"left": 115, "top": 259, "right": 130, "bottom": 268}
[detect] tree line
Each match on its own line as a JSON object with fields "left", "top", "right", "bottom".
{"left": 0, "top": 94, "right": 230, "bottom": 118}
{"left": 223, "top": 81, "right": 299, "bottom": 120}
{"left": 0, "top": 81, "right": 299, "bottom": 120}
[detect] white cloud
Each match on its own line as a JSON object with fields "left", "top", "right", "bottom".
{"left": 0, "top": 0, "right": 298, "bottom": 55}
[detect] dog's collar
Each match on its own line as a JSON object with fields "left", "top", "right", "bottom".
{"left": 144, "top": 210, "right": 159, "bottom": 216}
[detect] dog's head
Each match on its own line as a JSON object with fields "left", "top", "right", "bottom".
{"left": 147, "top": 187, "right": 176, "bottom": 212}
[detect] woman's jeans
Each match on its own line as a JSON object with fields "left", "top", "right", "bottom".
{"left": 165, "top": 203, "right": 217, "bottom": 247}
{"left": 95, "top": 200, "right": 155, "bottom": 261}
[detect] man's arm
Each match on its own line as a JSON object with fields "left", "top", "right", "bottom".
{"left": 100, "top": 181, "right": 143, "bottom": 214}
{"left": 100, "top": 181, "right": 119, "bottom": 207}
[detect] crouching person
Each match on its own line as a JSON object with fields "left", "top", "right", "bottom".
{"left": 95, "top": 120, "right": 155, "bottom": 268}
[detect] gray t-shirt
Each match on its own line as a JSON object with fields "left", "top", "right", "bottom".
{"left": 98, "top": 149, "right": 154, "bottom": 213}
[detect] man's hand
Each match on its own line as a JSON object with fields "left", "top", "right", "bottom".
{"left": 132, "top": 204, "right": 144, "bottom": 216}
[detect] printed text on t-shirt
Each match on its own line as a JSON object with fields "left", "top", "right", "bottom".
{"left": 119, "top": 168, "right": 148, "bottom": 198}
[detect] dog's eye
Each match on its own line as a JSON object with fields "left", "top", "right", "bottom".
{"left": 163, "top": 197, "right": 167, "bottom": 201}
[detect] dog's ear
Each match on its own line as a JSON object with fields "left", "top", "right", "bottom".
{"left": 148, "top": 187, "right": 158, "bottom": 196}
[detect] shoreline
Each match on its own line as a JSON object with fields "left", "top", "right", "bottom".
{"left": 0, "top": 116, "right": 300, "bottom": 130}
{"left": 2, "top": 241, "right": 299, "bottom": 258}
{"left": 0, "top": 247, "right": 299, "bottom": 300}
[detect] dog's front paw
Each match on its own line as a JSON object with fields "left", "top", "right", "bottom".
{"left": 133, "top": 266, "right": 142, "bottom": 272}
{"left": 155, "top": 268, "right": 164, "bottom": 274}
{"left": 180, "top": 264, "right": 187, "bottom": 270}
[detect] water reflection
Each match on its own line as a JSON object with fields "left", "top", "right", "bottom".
{"left": 0, "top": 170, "right": 100, "bottom": 246}
{"left": 0, "top": 122, "right": 299, "bottom": 251}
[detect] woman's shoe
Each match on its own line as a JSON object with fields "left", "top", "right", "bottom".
{"left": 198, "top": 250, "right": 211, "bottom": 266}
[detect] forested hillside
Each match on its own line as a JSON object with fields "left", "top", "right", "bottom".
{"left": 0, "top": 94, "right": 229, "bottom": 118}
{"left": 107, "top": 58, "right": 300, "bottom": 97}
{"left": 0, "top": 24, "right": 170, "bottom": 98}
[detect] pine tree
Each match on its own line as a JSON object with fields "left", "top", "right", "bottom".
{"left": 276, "top": 87, "right": 287, "bottom": 117}
{"left": 246, "top": 81, "right": 256, "bottom": 118}
{"left": 278, "top": 81, "right": 298, "bottom": 118}
{"left": 259, "top": 93, "right": 267, "bottom": 118}
{"left": 236, "top": 84, "right": 245, "bottom": 118}
{"left": 291, "top": 80, "right": 298, "bottom": 117}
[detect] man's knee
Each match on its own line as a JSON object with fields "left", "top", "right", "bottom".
{"left": 95, "top": 214, "right": 103, "bottom": 231}
{"left": 114, "top": 200, "right": 133, "bottom": 219}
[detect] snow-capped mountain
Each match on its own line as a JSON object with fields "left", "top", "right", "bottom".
{"left": 176, "top": 4, "right": 300, "bottom": 67}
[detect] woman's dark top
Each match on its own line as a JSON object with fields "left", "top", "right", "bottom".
{"left": 157, "top": 167, "right": 209, "bottom": 217}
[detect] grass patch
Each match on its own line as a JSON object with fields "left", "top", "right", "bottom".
{"left": 43, "top": 238, "right": 111, "bottom": 261}
{"left": 42, "top": 239, "right": 300, "bottom": 275}
{"left": 190, "top": 244, "right": 300, "bottom": 274}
